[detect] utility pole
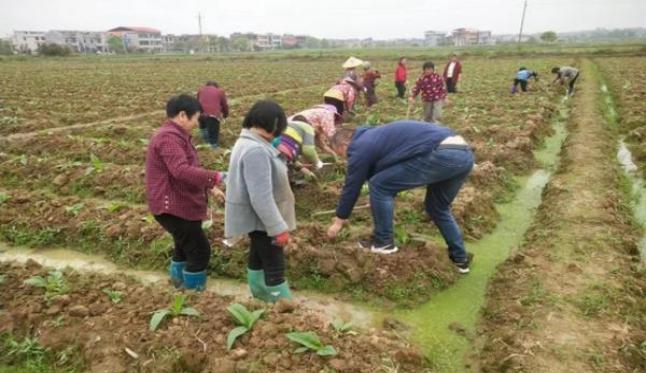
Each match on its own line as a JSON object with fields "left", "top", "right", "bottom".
{"left": 198, "top": 12, "right": 203, "bottom": 35}
{"left": 518, "top": 0, "right": 528, "bottom": 44}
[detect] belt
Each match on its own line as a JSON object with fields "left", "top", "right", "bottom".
{"left": 438, "top": 135, "right": 469, "bottom": 150}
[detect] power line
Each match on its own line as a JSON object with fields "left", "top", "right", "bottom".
{"left": 518, "top": 0, "right": 528, "bottom": 43}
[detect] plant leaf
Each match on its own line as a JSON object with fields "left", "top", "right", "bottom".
{"left": 286, "top": 331, "right": 323, "bottom": 350}
{"left": 180, "top": 307, "right": 200, "bottom": 317}
{"left": 171, "top": 295, "right": 186, "bottom": 315}
{"left": 227, "top": 303, "right": 251, "bottom": 326}
{"left": 249, "top": 309, "right": 264, "bottom": 327}
{"left": 294, "top": 347, "right": 309, "bottom": 354}
{"left": 149, "top": 309, "right": 170, "bottom": 331}
{"left": 317, "top": 345, "right": 337, "bottom": 357}
{"left": 226, "top": 326, "right": 248, "bottom": 350}
{"left": 24, "top": 276, "right": 47, "bottom": 288}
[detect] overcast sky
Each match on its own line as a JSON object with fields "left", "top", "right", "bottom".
{"left": 2, "top": 0, "right": 645, "bottom": 39}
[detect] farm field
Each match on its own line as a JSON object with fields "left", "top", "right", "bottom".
{"left": 0, "top": 50, "right": 645, "bottom": 372}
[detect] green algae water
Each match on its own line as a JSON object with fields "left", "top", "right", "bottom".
{"left": 395, "top": 109, "right": 568, "bottom": 372}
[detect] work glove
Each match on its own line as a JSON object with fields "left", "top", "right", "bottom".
{"left": 273, "top": 231, "right": 290, "bottom": 247}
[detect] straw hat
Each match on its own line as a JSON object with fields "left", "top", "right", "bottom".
{"left": 342, "top": 56, "right": 364, "bottom": 69}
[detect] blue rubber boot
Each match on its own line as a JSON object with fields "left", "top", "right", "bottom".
{"left": 247, "top": 268, "right": 269, "bottom": 301}
{"left": 169, "top": 260, "right": 186, "bottom": 288}
{"left": 183, "top": 270, "right": 207, "bottom": 291}
{"left": 265, "top": 281, "right": 292, "bottom": 303}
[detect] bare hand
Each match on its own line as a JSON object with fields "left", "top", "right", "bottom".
{"left": 210, "top": 186, "right": 225, "bottom": 203}
{"left": 327, "top": 217, "right": 346, "bottom": 239}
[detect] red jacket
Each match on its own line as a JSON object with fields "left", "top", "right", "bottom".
{"left": 394, "top": 63, "right": 407, "bottom": 83}
{"left": 443, "top": 60, "right": 462, "bottom": 81}
{"left": 145, "top": 120, "right": 222, "bottom": 221}
{"left": 197, "top": 86, "right": 229, "bottom": 119}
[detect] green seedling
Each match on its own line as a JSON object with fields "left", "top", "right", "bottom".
{"left": 394, "top": 225, "right": 410, "bottom": 245}
{"left": 64, "top": 203, "right": 85, "bottom": 216}
{"left": 5, "top": 336, "right": 48, "bottom": 362}
{"left": 102, "top": 288, "right": 124, "bottom": 304}
{"left": 23, "top": 271, "right": 68, "bottom": 301}
{"left": 85, "top": 153, "right": 105, "bottom": 175}
{"left": 0, "top": 192, "right": 10, "bottom": 204}
{"left": 149, "top": 294, "right": 200, "bottom": 331}
{"left": 331, "top": 318, "right": 358, "bottom": 336}
{"left": 286, "top": 331, "right": 337, "bottom": 356}
{"left": 0, "top": 274, "right": 5, "bottom": 284}
{"left": 105, "top": 201, "right": 125, "bottom": 213}
{"left": 226, "top": 303, "right": 265, "bottom": 350}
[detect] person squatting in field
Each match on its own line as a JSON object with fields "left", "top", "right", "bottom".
{"left": 409, "top": 61, "right": 448, "bottom": 123}
{"left": 362, "top": 61, "right": 382, "bottom": 107}
{"left": 552, "top": 65, "right": 580, "bottom": 96}
{"left": 145, "top": 94, "right": 226, "bottom": 291}
{"left": 276, "top": 116, "right": 325, "bottom": 181}
{"left": 290, "top": 104, "right": 342, "bottom": 160}
{"left": 225, "top": 100, "right": 296, "bottom": 302}
{"left": 326, "top": 120, "right": 474, "bottom": 273}
{"left": 512, "top": 67, "right": 538, "bottom": 93}
{"left": 196, "top": 80, "right": 229, "bottom": 148}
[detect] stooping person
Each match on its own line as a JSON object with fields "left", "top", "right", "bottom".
{"left": 326, "top": 120, "right": 474, "bottom": 273}
{"left": 409, "top": 61, "right": 448, "bottom": 123}
{"left": 145, "top": 94, "right": 226, "bottom": 291}
{"left": 196, "top": 80, "right": 229, "bottom": 148}
{"left": 292, "top": 104, "right": 342, "bottom": 160}
{"left": 511, "top": 67, "right": 538, "bottom": 93}
{"left": 225, "top": 100, "right": 296, "bottom": 302}
{"left": 276, "top": 116, "right": 325, "bottom": 180}
{"left": 323, "top": 77, "right": 360, "bottom": 122}
{"left": 551, "top": 66, "right": 580, "bottom": 96}
{"left": 362, "top": 61, "right": 382, "bottom": 107}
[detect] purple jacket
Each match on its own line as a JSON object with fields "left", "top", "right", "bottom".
{"left": 145, "top": 120, "right": 221, "bottom": 221}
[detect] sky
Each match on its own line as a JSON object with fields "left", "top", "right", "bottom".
{"left": 1, "top": 0, "right": 645, "bottom": 39}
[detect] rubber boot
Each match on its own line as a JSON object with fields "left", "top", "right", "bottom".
{"left": 169, "top": 260, "right": 186, "bottom": 288}
{"left": 183, "top": 270, "right": 207, "bottom": 291}
{"left": 265, "top": 281, "right": 292, "bottom": 303}
{"left": 247, "top": 268, "right": 269, "bottom": 301}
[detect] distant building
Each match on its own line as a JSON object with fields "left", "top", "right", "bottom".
{"left": 424, "top": 31, "right": 447, "bottom": 47}
{"left": 11, "top": 31, "right": 46, "bottom": 53}
{"left": 45, "top": 30, "right": 107, "bottom": 53}
{"left": 107, "top": 26, "right": 163, "bottom": 52}
{"left": 281, "top": 34, "right": 299, "bottom": 49}
{"left": 254, "top": 33, "right": 282, "bottom": 49}
{"left": 452, "top": 28, "right": 494, "bottom": 46}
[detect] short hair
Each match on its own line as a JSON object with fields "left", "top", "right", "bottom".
{"left": 331, "top": 128, "right": 356, "bottom": 149}
{"left": 423, "top": 61, "right": 435, "bottom": 70}
{"left": 166, "top": 94, "right": 202, "bottom": 119}
{"left": 551, "top": 67, "right": 560, "bottom": 74}
{"left": 206, "top": 80, "right": 219, "bottom": 87}
{"left": 291, "top": 114, "right": 310, "bottom": 124}
{"left": 242, "top": 100, "right": 287, "bottom": 136}
{"left": 519, "top": 66, "right": 527, "bottom": 71}
{"left": 399, "top": 57, "right": 406, "bottom": 63}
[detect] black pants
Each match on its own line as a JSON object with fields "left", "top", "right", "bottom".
{"left": 248, "top": 231, "right": 285, "bottom": 286}
{"left": 446, "top": 78, "right": 458, "bottom": 93}
{"left": 199, "top": 116, "right": 220, "bottom": 146}
{"left": 513, "top": 79, "right": 528, "bottom": 92}
{"left": 154, "top": 214, "right": 211, "bottom": 272}
{"left": 568, "top": 73, "right": 579, "bottom": 95}
{"left": 324, "top": 96, "right": 345, "bottom": 119}
{"left": 395, "top": 81, "right": 406, "bottom": 98}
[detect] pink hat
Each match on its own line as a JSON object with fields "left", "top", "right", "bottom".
{"left": 313, "top": 104, "right": 340, "bottom": 117}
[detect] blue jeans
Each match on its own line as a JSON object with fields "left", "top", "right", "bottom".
{"left": 368, "top": 146, "right": 474, "bottom": 263}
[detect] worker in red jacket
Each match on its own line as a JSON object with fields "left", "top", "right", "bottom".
{"left": 443, "top": 54, "right": 462, "bottom": 93}
{"left": 394, "top": 57, "right": 408, "bottom": 99}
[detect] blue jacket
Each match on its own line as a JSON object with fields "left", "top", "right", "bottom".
{"left": 336, "top": 120, "right": 454, "bottom": 219}
{"left": 516, "top": 69, "right": 537, "bottom": 81}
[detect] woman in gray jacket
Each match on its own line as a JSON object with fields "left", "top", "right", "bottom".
{"left": 225, "top": 100, "right": 296, "bottom": 302}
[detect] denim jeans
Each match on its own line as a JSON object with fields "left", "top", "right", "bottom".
{"left": 368, "top": 145, "right": 474, "bottom": 262}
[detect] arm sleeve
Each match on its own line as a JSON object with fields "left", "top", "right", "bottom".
{"left": 157, "top": 136, "right": 220, "bottom": 188}
{"left": 346, "top": 87, "right": 356, "bottom": 110}
{"left": 301, "top": 145, "right": 320, "bottom": 164}
{"left": 411, "top": 79, "right": 421, "bottom": 98}
{"left": 242, "top": 148, "right": 288, "bottom": 236}
{"left": 335, "top": 147, "right": 371, "bottom": 219}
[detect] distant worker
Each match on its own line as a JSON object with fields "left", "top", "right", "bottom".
{"left": 225, "top": 100, "right": 296, "bottom": 303}
{"left": 394, "top": 57, "right": 408, "bottom": 99}
{"left": 511, "top": 67, "right": 538, "bottom": 93}
{"left": 409, "top": 61, "right": 448, "bottom": 123}
{"left": 326, "top": 121, "right": 474, "bottom": 273}
{"left": 551, "top": 66, "right": 580, "bottom": 96}
{"left": 197, "top": 80, "right": 229, "bottom": 148}
{"left": 443, "top": 53, "right": 463, "bottom": 93}
{"left": 276, "top": 116, "right": 325, "bottom": 180}
{"left": 324, "top": 77, "right": 360, "bottom": 121}
{"left": 291, "top": 104, "right": 341, "bottom": 159}
{"left": 145, "top": 94, "right": 226, "bottom": 291}
{"left": 362, "top": 61, "right": 382, "bottom": 107}
{"left": 342, "top": 56, "right": 364, "bottom": 84}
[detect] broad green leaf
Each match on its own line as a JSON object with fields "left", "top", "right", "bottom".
{"left": 294, "top": 347, "right": 309, "bottom": 354}
{"left": 317, "top": 345, "right": 337, "bottom": 357}
{"left": 180, "top": 307, "right": 200, "bottom": 317}
{"left": 249, "top": 309, "right": 264, "bottom": 326}
{"left": 226, "top": 326, "right": 248, "bottom": 350}
{"left": 24, "top": 276, "right": 47, "bottom": 288}
{"left": 149, "top": 309, "right": 171, "bottom": 331}
{"left": 171, "top": 295, "right": 187, "bottom": 315}
{"left": 227, "top": 303, "right": 252, "bottom": 326}
{"left": 286, "top": 331, "right": 323, "bottom": 350}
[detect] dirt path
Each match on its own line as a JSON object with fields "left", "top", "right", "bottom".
{"left": 475, "top": 59, "right": 645, "bottom": 372}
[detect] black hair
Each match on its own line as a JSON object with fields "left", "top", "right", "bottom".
{"left": 206, "top": 80, "right": 219, "bottom": 87}
{"left": 551, "top": 67, "right": 560, "bottom": 74}
{"left": 519, "top": 66, "right": 527, "bottom": 71}
{"left": 291, "top": 114, "right": 310, "bottom": 124}
{"left": 423, "top": 61, "right": 435, "bottom": 70}
{"left": 331, "top": 128, "right": 356, "bottom": 149}
{"left": 242, "top": 100, "right": 287, "bottom": 136}
{"left": 166, "top": 94, "right": 202, "bottom": 119}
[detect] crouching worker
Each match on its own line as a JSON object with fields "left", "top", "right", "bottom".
{"left": 512, "top": 67, "right": 538, "bottom": 93}
{"left": 276, "top": 115, "right": 324, "bottom": 180}
{"left": 225, "top": 100, "right": 296, "bottom": 302}
{"left": 145, "top": 94, "right": 226, "bottom": 290}
{"left": 326, "top": 120, "right": 474, "bottom": 273}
